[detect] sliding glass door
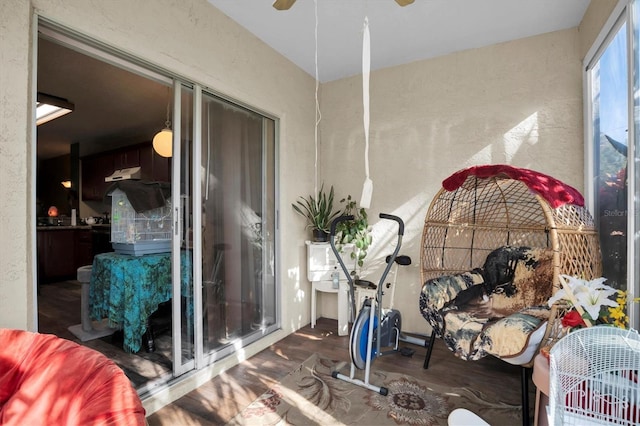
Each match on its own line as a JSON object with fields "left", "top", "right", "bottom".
{"left": 195, "top": 89, "right": 277, "bottom": 363}
{"left": 37, "top": 21, "right": 279, "bottom": 384}
{"left": 172, "top": 83, "right": 277, "bottom": 371}
{"left": 586, "top": 17, "right": 628, "bottom": 291}
{"left": 585, "top": 1, "right": 640, "bottom": 327}
{"left": 172, "top": 81, "right": 196, "bottom": 375}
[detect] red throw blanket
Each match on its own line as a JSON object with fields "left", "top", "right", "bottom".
{"left": 442, "top": 164, "right": 584, "bottom": 208}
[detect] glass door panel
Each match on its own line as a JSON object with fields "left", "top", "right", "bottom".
{"left": 199, "top": 91, "right": 276, "bottom": 356}
{"left": 590, "top": 22, "right": 628, "bottom": 291}
{"left": 172, "top": 81, "right": 195, "bottom": 375}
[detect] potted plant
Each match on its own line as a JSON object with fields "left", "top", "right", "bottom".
{"left": 335, "top": 195, "right": 371, "bottom": 274}
{"left": 292, "top": 184, "right": 342, "bottom": 242}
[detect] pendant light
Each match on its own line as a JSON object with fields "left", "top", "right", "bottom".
{"left": 153, "top": 91, "right": 173, "bottom": 158}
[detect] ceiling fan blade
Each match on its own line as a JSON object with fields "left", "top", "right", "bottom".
{"left": 395, "top": 0, "right": 415, "bottom": 6}
{"left": 273, "top": 0, "right": 296, "bottom": 10}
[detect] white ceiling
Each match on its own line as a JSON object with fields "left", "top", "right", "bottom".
{"left": 208, "top": 0, "right": 591, "bottom": 82}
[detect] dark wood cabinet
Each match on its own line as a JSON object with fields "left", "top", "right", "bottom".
{"left": 81, "top": 152, "right": 114, "bottom": 201}
{"left": 75, "top": 229, "right": 93, "bottom": 267}
{"left": 139, "top": 144, "right": 171, "bottom": 182}
{"left": 81, "top": 142, "right": 170, "bottom": 202}
{"left": 37, "top": 228, "right": 95, "bottom": 283}
{"left": 38, "top": 229, "right": 79, "bottom": 282}
{"left": 114, "top": 148, "right": 140, "bottom": 170}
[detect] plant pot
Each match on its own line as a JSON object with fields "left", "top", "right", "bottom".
{"left": 312, "top": 229, "right": 328, "bottom": 242}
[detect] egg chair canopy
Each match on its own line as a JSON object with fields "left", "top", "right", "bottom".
{"left": 420, "top": 165, "right": 602, "bottom": 288}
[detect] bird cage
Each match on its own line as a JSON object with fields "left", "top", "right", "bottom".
{"left": 110, "top": 187, "right": 172, "bottom": 255}
{"left": 549, "top": 326, "right": 640, "bottom": 425}
{"left": 420, "top": 165, "right": 602, "bottom": 290}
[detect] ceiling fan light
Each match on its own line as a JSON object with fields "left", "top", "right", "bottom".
{"left": 272, "top": 0, "right": 296, "bottom": 10}
{"left": 153, "top": 128, "right": 173, "bottom": 158}
{"left": 395, "top": 0, "right": 415, "bottom": 6}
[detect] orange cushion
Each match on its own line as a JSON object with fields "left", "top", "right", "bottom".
{"left": 0, "top": 329, "right": 145, "bottom": 426}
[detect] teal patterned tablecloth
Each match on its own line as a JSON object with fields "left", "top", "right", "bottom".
{"left": 89, "top": 251, "right": 192, "bottom": 353}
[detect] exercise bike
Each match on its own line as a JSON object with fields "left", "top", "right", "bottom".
{"left": 329, "top": 213, "right": 427, "bottom": 395}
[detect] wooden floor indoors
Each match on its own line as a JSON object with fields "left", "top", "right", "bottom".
{"left": 38, "top": 280, "right": 174, "bottom": 391}
{"left": 37, "top": 280, "right": 534, "bottom": 424}
{"left": 146, "top": 317, "right": 535, "bottom": 425}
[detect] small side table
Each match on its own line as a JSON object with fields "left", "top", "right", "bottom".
{"left": 311, "top": 280, "right": 350, "bottom": 336}
{"left": 532, "top": 353, "right": 550, "bottom": 426}
{"left": 306, "top": 241, "right": 355, "bottom": 336}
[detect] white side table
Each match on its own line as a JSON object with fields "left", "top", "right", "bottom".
{"left": 306, "top": 241, "right": 355, "bottom": 336}
{"left": 311, "top": 280, "right": 350, "bottom": 336}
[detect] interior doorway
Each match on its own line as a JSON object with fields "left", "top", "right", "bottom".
{"left": 35, "top": 25, "right": 181, "bottom": 394}
{"left": 35, "top": 20, "right": 280, "bottom": 395}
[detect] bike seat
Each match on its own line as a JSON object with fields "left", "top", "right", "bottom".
{"left": 354, "top": 279, "right": 377, "bottom": 290}
{"left": 385, "top": 254, "right": 412, "bottom": 266}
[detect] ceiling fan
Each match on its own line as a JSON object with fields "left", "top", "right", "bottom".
{"left": 272, "top": 0, "right": 415, "bottom": 11}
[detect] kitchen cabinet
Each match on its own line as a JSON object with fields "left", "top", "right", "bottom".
{"left": 81, "top": 142, "right": 170, "bottom": 202}
{"left": 37, "top": 228, "right": 95, "bottom": 283}
{"left": 139, "top": 144, "right": 171, "bottom": 182}
{"left": 75, "top": 229, "right": 93, "bottom": 267}
{"left": 81, "top": 152, "right": 114, "bottom": 201}
{"left": 113, "top": 147, "right": 140, "bottom": 170}
{"left": 38, "top": 229, "right": 77, "bottom": 282}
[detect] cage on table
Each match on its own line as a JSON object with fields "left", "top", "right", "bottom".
{"left": 110, "top": 188, "right": 172, "bottom": 255}
{"left": 549, "top": 326, "right": 640, "bottom": 426}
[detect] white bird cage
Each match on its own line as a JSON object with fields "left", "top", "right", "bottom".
{"left": 110, "top": 188, "right": 172, "bottom": 255}
{"left": 549, "top": 326, "right": 640, "bottom": 425}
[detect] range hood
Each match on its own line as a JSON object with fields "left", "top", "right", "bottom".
{"left": 105, "top": 166, "right": 142, "bottom": 182}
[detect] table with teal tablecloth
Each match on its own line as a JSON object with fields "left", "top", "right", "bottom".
{"left": 89, "top": 251, "right": 192, "bottom": 353}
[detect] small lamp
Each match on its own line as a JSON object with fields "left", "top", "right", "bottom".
{"left": 153, "top": 93, "right": 173, "bottom": 158}
{"left": 61, "top": 180, "right": 72, "bottom": 189}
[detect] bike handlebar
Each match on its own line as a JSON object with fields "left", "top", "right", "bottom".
{"left": 379, "top": 213, "right": 404, "bottom": 236}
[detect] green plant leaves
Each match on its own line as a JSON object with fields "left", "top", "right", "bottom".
{"left": 291, "top": 184, "right": 342, "bottom": 233}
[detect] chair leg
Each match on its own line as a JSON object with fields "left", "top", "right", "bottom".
{"left": 423, "top": 332, "right": 436, "bottom": 369}
{"left": 521, "top": 366, "right": 531, "bottom": 426}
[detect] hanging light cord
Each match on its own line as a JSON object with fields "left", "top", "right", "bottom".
{"left": 359, "top": 16, "right": 373, "bottom": 209}
{"left": 165, "top": 96, "right": 172, "bottom": 130}
{"left": 362, "top": 17, "right": 370, "bottom": 186}
{"left": 314, "top": 0, "right": 320, "bottom": 195}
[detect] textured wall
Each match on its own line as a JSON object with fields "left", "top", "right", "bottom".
{"left": 0, "top": 0, "right": 34, "bottom": 330}
{"left": 319, "top": 28, "right": 585, "bottom": 333}
{"left": 579, "top": 0, "right": 618, "bottom": 60}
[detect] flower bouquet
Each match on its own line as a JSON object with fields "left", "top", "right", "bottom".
{"left": 539, "top": 275, "right": 635, "bottom": 360}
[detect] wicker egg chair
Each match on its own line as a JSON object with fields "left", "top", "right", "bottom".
{"left": 419, "top": 164, "right": 601, "bottom": 425}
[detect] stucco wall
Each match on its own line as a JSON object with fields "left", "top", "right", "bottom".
{"left": 0, "top": 0, "right": 316, "bottom": 342}
{"left": 0, "top": 0, "right": 34, "bottom": 330}
{"left": 579, "top": 0, "right": 618, "bottom": 60}
{"left": 318, "top": 28, "right": 585, "bottom": 333}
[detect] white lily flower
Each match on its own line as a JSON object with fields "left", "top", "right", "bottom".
{"left": 574, "top": 278, "right": 618, "bottom": 320}
{"left": 550, "top": 275, "right": 619, "bottom": 321}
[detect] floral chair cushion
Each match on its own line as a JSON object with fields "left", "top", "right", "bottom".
{"left": 419, "top": 246, "right": 554, "bottom": 362}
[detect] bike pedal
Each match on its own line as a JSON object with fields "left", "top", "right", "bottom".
{"left": 400, "top": 347, "right": 415, "bottom": 357}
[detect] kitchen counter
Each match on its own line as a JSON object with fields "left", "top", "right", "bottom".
{"left": 37, "top": 224, "right": 110, "bottom": 231}
{"left": 37, "top": 225, "right": 92, "bottom": 230}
